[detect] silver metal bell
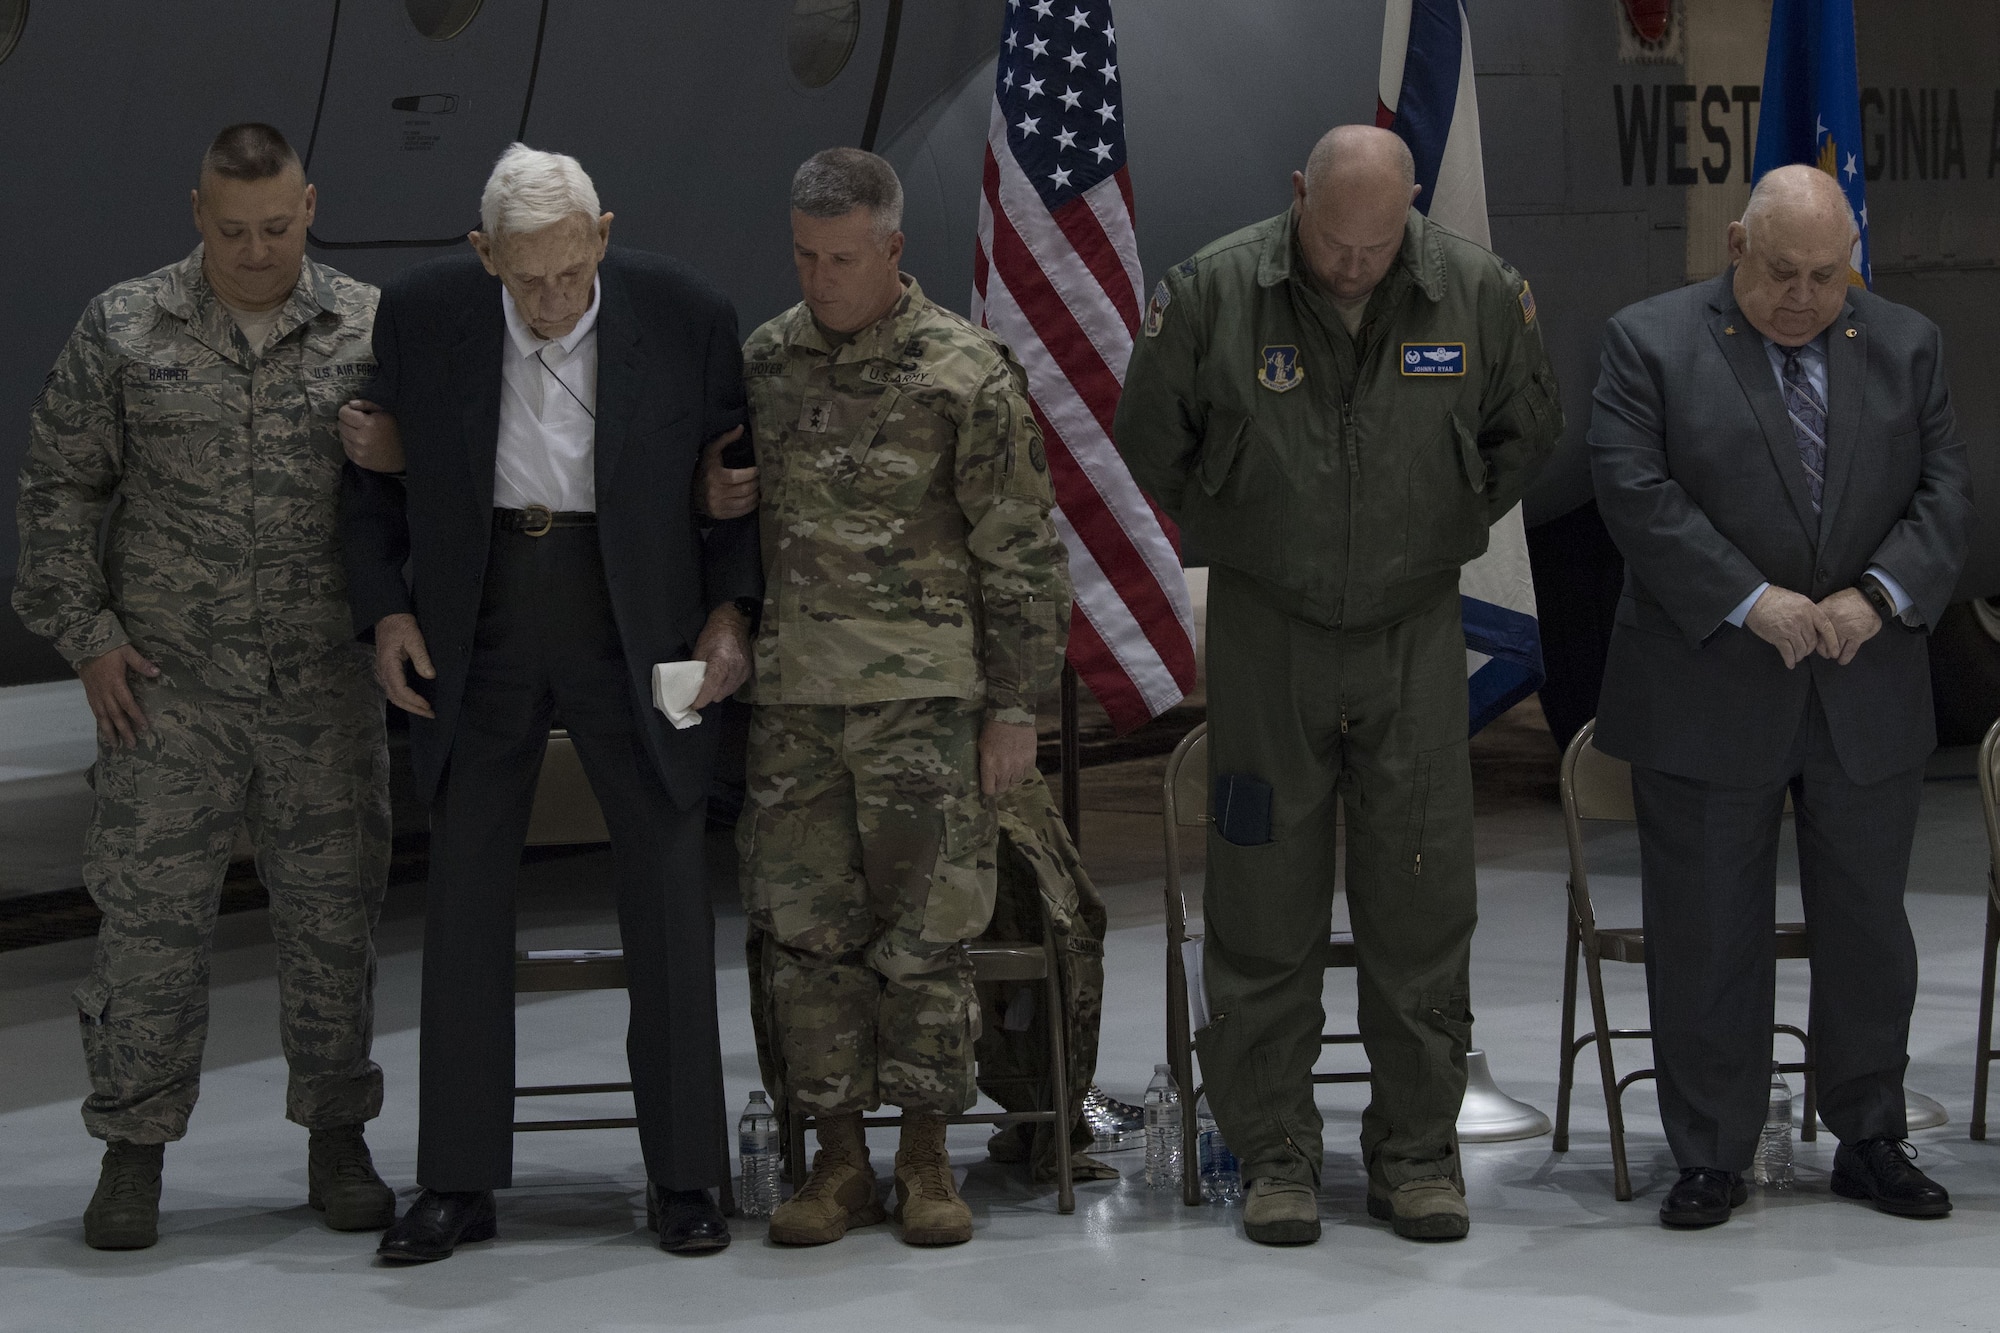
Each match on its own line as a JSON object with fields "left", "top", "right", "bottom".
{"left": 1456, "top": 1049, "right": 1552, "bottom": 1142}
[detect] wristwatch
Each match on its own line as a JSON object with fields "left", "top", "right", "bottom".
{"left": 1856, "top": 573, "right": 1896, "bottom": 623}
{"left": 730, "top": 596, "right": 763, "bottom": 633}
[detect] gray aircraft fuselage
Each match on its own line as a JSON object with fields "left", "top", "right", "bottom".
{"left": 0, "top": 0, "right": 1993, "bottom": 731}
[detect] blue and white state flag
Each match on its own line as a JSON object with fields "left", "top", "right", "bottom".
{"left": 1376, "top": 0, "right": 1544, "bottom": 735}
{"left": 1752, "top": 0, "right": 1871, "bottom": 287}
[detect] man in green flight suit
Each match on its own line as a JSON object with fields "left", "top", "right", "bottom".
{"left": 738, "top": 148, "right": 1072, "bottom": 1249}
{"left": 1115, "top": 125, "right": 1561, "bottom": 1245}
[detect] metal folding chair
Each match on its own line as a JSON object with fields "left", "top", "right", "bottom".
{"left": 504, "top": 730, "right": 734, "bottom": 1212}
{"left": 1162, "top": 723, "right": 1366, "bottom": 1207}
{"left": 1552, "top": 719, "right": 1815, "bottom": 1200}
{"left": 1968, "top": 720, "right": 2000, "bottom": 1138}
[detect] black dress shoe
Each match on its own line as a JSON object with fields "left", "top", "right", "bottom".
{"left": 647, "top": 1183, "right": 730, "bottom": 1254}
{"left": 1831, "top": 1138, "right": 1952, "bottom": 1218}
{"left": 1659, "top": 1168, "right": 1748, "bottom": 1229}
{"left": 376, "top": 1189, "right": 497, "bottom": 1263}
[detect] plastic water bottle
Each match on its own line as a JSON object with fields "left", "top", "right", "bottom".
{"left": 1196, "top": 1094, "right": 1241, "bottom": 1204}
{"left": 1752, "top": 1062, "right": 1795, "bottom": 1190}
{"left": 1143, "top": 1063, "right": 1183, "bottom": 1190}
{"left": 737, "top": 1091, "right": 781, "bottom": 1217}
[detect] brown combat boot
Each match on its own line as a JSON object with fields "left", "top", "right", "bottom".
{"left": 768, "top": 1113, "right": 886, "bottom": 1246}
{"left": 308, "top": 1125, "right": 397, "bottom": 1231}
{"left": 84, "top": 1140, "right": 164, "bottom": 1251}
{"left": 893, "top": 1114, "right": 972, "bottom": 1246}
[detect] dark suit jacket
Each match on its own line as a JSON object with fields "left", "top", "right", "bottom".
{"left": 1588, "top": 270, "right": 1971, "bottom": 786}
{"left": 339, "top": 246, "right": 760, "bottom": 807}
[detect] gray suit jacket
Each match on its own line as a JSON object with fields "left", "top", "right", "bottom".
{"left": 1588, "top": 270, "right": 1971, "bottom": 786}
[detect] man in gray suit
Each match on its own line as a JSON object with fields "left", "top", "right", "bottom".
{"left": 1590, "top": 165, "right": 1971, "bottom": 1229}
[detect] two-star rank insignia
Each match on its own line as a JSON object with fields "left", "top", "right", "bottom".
{"left": 1256, "top": 344, "right": 1304, "bottom": 392}
{"left": 798, "top": 399, "right": 833, "bottom": 432}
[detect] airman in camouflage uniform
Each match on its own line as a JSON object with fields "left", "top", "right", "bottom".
{"left": 738, "top": 149, "right": 1070, "bottom": 1248}
{"left": 11, "top": 125, "right": 393, "bottom": 1250}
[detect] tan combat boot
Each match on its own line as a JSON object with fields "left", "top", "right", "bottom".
{"left": 1366, "top": 1174, "right": 1470, "bottom": 1240}
{"left": 308, "top": 1125, "right": 397, "bottom": 1231}
{"left": 893, "top": 1114, "right": 973, "bottom": 1246}
{"left": 1242, "top": 1176, "right": 1320, "bottom": 1246}
{"left": 769, "top": 1113, "right": 886, "bottom": 1246}
{"left": 84, "top": 1140, "right": 164, "bottom": 1251}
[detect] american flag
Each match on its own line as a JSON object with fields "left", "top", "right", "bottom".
{"left": 972, "top": 0, "right": 1197, "bottom": 734}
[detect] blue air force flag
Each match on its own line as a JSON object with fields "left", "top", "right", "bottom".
{"left": 1752, "top": 0, "right": 1872, "bottom": 286}
{"left": 1377, "top": 0, "right": 1545, "bottom": 735}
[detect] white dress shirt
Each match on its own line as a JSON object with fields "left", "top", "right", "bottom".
{"left": 493, "top": 280, "right": 600, "bottom": 512}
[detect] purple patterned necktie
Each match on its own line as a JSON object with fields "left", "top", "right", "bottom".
{"left": 1781, "top": 347, "right": 1827, "bottom": 511}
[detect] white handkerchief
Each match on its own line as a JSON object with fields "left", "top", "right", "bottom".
{"left": 651, "top": 661, "right": 708, "bottom": 729}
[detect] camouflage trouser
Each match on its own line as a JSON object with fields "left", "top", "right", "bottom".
{"left": 75, "top": 668, "right": 391, "bottom": 1144}
{"left": 740, "top": 697, "right": 995, "bottom": 1117}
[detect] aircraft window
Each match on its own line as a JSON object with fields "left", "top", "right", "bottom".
{"left": 788, "top": 0, "right": 860, "bottom": 89}
{"left": 406, "top": 0, "right": 483, "bottom": 41}
{"left": 0, "top": 0, "right": 25, "bottom": 66}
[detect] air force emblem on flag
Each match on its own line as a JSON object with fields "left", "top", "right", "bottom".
{"left": 1257, "top": 344, "right": 1303, "bottom": 392}
{"left": 1401, "top": 342, "right": 1467, "bottom": 376}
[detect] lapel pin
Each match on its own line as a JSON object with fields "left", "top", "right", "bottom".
{"left": 1845, "top": 327, "right": 1858, "bottom": 338}
{"left": 1724, "top": 325, "right": 1736, "bottom": 335}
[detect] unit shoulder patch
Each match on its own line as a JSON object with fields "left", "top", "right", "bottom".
{"left": 1143, "top": 279, "right": 1172, "bottom": 338}
{"left": 1256, "top": 344, "right": 1304, "bottom": 392}
{"left": 1400, "top": 343, "right": 1467, "bottom": 376}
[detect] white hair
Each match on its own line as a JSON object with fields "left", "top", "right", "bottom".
{"left": 479, "top": 143, "right": 601, "bottom": 237}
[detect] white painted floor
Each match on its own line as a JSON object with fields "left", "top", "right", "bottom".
{"left": 2, "top": 769, "right": 1997, "bottom": 1333}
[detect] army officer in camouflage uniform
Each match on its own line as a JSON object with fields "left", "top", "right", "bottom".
{"left": 739, "top": 148, "right": 1071, "bottom": 1249}
{"left": 1115, "top": 126, "right": 1560, "bottom": 1246}
{"left": 12, "top": 124, "right": 393, "bottom": 1251}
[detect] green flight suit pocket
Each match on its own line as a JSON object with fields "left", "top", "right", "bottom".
{"left": 1451, "top": 415, "right": 1488, "bottom": 493}
{"left": 921, "top": 791, "right": 1001, "bottom": 945}
{"left": 1184, "top": 412, "right": 1288, "bottom": 586}
{"left": 1401, "top": 748, "right": 1437, "bottom": 877}
{"left": 1403, "top": 413, "right": 1489, "bottom": 577}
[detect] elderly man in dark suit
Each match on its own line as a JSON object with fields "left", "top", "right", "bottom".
{"left": 339, "top": 144, "right": 760, "bottom": 1261}
{"left": 1590, "top": 164, "right": 1972, "bottom": 1228}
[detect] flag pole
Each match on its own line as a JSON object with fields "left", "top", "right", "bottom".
{"left": 1059, "top": 664, "right": 1082, "bottom": 847}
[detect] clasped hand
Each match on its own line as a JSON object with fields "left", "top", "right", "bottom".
{"left": 1744, "top": 585, "right": 1881, "bottom": 668}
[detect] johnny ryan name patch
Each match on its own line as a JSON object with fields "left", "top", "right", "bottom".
{"left": 1401, "top": 343, "right": 1466, "bottom": 376}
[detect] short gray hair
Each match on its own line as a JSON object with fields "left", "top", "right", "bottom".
{"left": 479, "top": 143, "right": 601, "bottom": 238}
{"left": 790, "top": 147, "right": 903, "bottom": 239}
